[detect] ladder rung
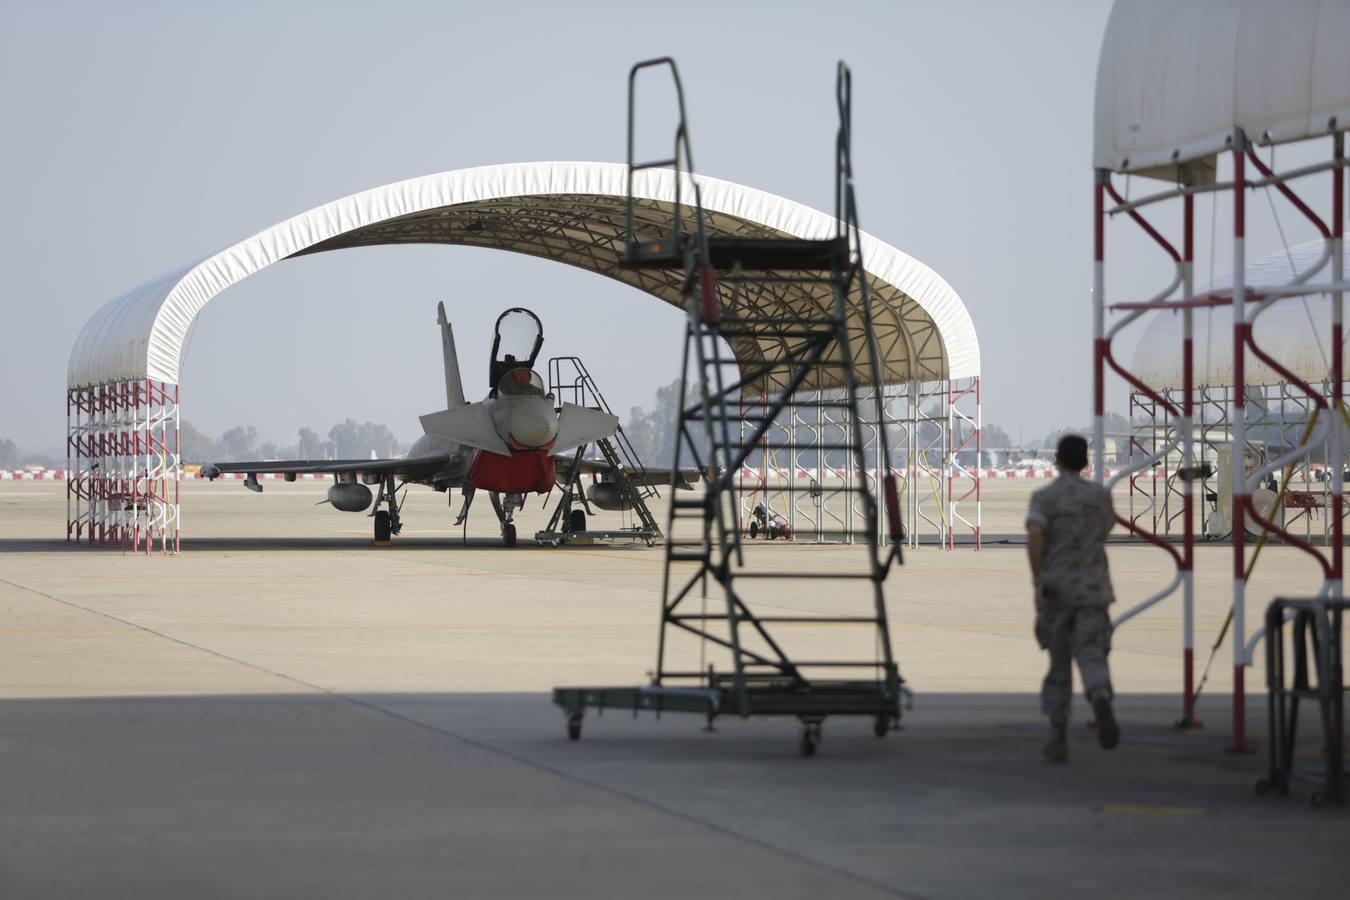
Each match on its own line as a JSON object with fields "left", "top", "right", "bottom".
{"left": 669, "top": 613, "right": 879, "bottom": 621}
{"left": 730, "top": 572, "right": 878, "bottom": 580}
{"left": 631, "top": 159, "right": 679, "bottom": 170}
{"left": 667, "top": 551, "right": 710, "bottom": 562}
{"left": 671, "top": 498, "right": 707, "bottom": 510}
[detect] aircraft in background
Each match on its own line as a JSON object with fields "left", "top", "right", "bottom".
{"left": 202, "top": 305, "right": 625, "bottom": 547}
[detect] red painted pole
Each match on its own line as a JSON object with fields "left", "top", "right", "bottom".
{"left": 1229, "top": 143, "right": 1250, "bottom": 753}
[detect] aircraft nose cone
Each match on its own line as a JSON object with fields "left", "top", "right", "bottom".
{"left": 510, "top": 402, "right": 557, "bottom": 448}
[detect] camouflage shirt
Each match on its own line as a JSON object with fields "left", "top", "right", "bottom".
{"left": 1026, "top": 473, "right": 1117, "bottom": 607}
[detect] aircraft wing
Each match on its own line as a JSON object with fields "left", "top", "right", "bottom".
{"left": 554, "top": 455, "right": 704, "bottom": 490}
{"left": 200, "top": 452, "right": 453, "bottom": 481}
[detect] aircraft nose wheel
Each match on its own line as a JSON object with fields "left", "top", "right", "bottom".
{"left": 502, "top": 523, "right": 517, "bottom": 547}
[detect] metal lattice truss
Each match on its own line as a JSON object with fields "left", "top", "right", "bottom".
{"left": 735, "top": 377, "right": 982, "bottom": 549}
{"left": 297, "top": 196, "right": 949, "bottom": 388}
{"left": 1130, "top": 381, "right": 1350, "bottom": 543}
{"left": 67, "top": 380, "right": 180, "bottom": 553}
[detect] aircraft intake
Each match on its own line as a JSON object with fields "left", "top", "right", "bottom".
{"left": 328, "top": 483, "right": 373, "bottom": 512}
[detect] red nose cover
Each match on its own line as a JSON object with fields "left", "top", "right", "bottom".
{"left": 467, "top": 448, "right": 557, "bottom": 495}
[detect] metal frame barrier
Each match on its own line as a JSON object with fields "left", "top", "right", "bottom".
{"left": 1258, "top": 597, "right": 1345, "bottom": 808}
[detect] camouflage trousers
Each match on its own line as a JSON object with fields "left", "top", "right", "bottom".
{"left": 1036, "top": 604, "right": 1113, "bottom": 727}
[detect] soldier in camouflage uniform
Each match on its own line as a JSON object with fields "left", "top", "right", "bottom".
{"left": 1025, "top": 434, "right": 1120, "bottom": 762}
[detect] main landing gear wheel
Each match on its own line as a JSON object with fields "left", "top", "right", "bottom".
{"left": 373, "top": 510, "right": 392, "bottom": 542}
{"left": 569, "top": 509, "right": 587, "bottom": 533}
{"left": 567, "top": 714, "right": 583, "bottom": 740}
{"left": 799, "top": 721, "right": 823, "bottom": 757}
{"left": 502, "top": 523, "right": 517, "bottom": 547}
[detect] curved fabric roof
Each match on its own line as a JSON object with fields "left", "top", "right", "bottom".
{"left": 1131, "top": 239, "right": 1348, "bottom": 390}
{"left": 1095, "top": 0, "right": 1350, "bottom": 178}
{"left": 69, "top": 161, "right": 978, "bottom": 390}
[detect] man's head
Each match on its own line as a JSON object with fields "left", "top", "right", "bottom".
{"left": 1055, "top": 434, "right": 1089, "bottom": 473}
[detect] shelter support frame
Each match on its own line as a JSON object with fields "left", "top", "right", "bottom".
{"left": 66, "top": 379, "right": 180, "bottom": 554}
{"left": 736, "top": 377, "right": 980, "bottom": 549}
{"left": 1129, "top": 381, "right": 1350, "bottom": 545}
{"left": 1094, "top": 131, "right": 1346, "bottom": 749}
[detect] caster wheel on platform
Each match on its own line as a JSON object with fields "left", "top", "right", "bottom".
{"left": 569, "top": 509, "right": 587, "bottom": 533}
{"left": 567, "top": 715, "right": 583, "bottom": 741}
{"left": 873, "top": 715, "right": 890, "bottom": 738}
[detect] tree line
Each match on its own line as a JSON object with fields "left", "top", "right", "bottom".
{"left": 178, "top": 420, "right": 404, "bottom": 463}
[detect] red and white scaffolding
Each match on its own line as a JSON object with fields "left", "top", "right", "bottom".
{"left": 1094, "top": 132, "right": 1345, "bottom": 747}
{"left": 66, "top": 380, "right": 180, "bottom": 554}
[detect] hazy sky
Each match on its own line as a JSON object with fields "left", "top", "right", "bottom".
{"left": 0, "top": 0, "right": 1335, "bottom": 453}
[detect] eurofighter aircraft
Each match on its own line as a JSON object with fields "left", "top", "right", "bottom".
{"left": 202, "top": 305, "right": 628, "bottom": 546}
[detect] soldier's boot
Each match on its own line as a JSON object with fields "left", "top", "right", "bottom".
{"left": 1093, "top": 695, "right": 1120, "bottom": 750}
{"left": 1043, "top": 724, "right": 1068, "bottom": 763}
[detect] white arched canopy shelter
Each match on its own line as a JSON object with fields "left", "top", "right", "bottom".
{"left": 70, "top": 162, "right": 978, "bottom": 390}
{"left": 66, "top": 161, "right": 980, "bottom": 553}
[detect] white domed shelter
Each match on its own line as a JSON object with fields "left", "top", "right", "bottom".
{"left": 65, "top": 162, "right": 980, "bottom": 552}
{"left": 1131, "top": 239, "right": 1350, "bottom": 390}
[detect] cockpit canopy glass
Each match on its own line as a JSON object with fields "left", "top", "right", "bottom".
{"left": 494, "top": 309, "right": 543, "bottom": 369}
{"left": 497, "top": 367, "right": 546, "bottom": 398}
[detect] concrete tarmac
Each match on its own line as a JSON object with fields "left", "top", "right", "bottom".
{"left": 0, "top": 480, "right": 1342, "bottom": 898}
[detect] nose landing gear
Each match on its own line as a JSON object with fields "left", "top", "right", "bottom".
{"left": 490, "top": 491, "right": 525, "bottom": 547}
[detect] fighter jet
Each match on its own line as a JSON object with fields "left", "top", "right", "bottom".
{"left": 201, "top": 305, "right": 623, "bottom": 546}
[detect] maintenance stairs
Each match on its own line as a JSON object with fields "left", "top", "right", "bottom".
{"left": 536, "top": 356, "right": 662, "bottom": 546}
{"left": 553, "top": 58, "right": 906, "bottom": 756}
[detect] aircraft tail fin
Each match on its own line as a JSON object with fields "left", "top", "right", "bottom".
{"left": 438, "top": 302, "right": 466, "bottom": 409}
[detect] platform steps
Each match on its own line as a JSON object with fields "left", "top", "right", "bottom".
{"left": 552, "top": 58, "right": 905, "bottom": 756}
{"left": 535, "top": 356, "right": 662, "bottom": 547}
